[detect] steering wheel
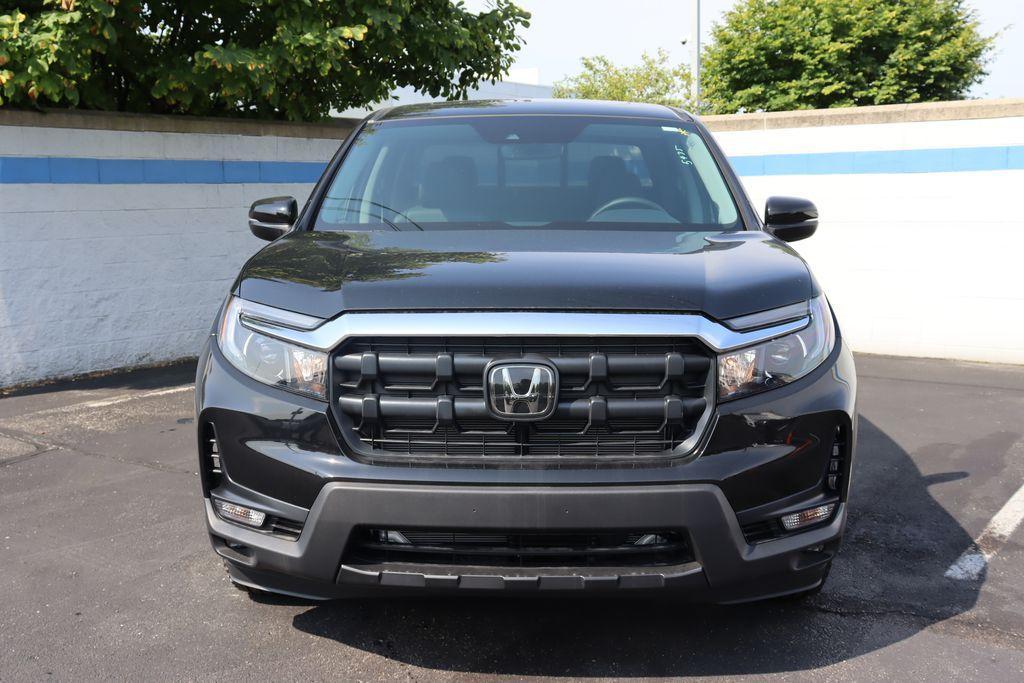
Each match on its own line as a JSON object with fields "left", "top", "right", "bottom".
{"left": 588, "top": 196, "right": 666, "bottom": 221}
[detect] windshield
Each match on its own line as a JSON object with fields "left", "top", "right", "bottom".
{"left": 315, "top": 115, "right": 742, "bottom": 232}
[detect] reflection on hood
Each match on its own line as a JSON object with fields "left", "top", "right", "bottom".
{"left": 236, "top": 229, "right": 816, "bottom": 320}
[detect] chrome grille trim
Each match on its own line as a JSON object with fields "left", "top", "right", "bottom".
{"left": 723, "top": 301, "right": 810, "bottom": 331}
{"left": 241, "top": 309, "right": 810, "bottom": 353}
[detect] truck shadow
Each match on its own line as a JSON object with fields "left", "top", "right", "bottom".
{"left": 289, "top": 417, "right": 981, "bottom": 676}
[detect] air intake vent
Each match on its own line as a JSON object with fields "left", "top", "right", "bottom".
{"left": 741, "top": 519, "right": 783, "bottom": 544}
{"left": 268, "top": 516, "right": 304, "bottom": 540}
{"left": 345, "top": 527, "right": 693, "bottom": 568}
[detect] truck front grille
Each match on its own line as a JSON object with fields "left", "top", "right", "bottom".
{"left": 329, "top": 336, "right": 714, "bottom": 467}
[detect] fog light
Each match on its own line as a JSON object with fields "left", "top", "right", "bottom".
{"left": 634, "top": 534, "right": 669, "bottom": 546}
{"left": 780, "top": 503, "right": 835, "bottom": 531}
{"left": 213, "top": 498, "right": 266, "bottom": 528}
{"left": 375, "top": 530, "right": 411, "bottom": 544}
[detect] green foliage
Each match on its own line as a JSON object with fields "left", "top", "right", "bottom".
{"left": 553, "top": 49, "right": 696, "bottom": 110}
{"left": 0, "top": 0, "right": 529, "bottom": 120}
{"left": 701, "top": 0, "right": 995, "bottom": 113}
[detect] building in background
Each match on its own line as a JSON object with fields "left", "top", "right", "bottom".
{"left": 335, "top": 75, "right": 552, "bottom": 118}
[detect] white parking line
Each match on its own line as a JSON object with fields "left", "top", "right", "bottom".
{"left": 75, "top": 385, "right": 193, "bottom": 409}
{"left": 945, "top": 481, "right": 1024, "bottom": 581}
{"left": 30, "top": 385, "right": 193, "bottom": 416}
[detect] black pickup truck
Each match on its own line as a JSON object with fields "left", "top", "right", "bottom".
{"left": 196, "top": 99, "right": 856, "bottom": 602}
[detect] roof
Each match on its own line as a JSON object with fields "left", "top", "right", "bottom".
{"left": 374, "top": 98, "right": 693, "bottom": 122}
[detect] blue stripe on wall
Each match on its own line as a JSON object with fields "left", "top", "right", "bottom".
{"left": 2, "top": 145, "right": 1024, "bottom": 183}
{"left": 729, "top": 145, "right": 1024, "bottom": 176}
{"left": 0, "top": 157, "right": 327, "bottom": 184}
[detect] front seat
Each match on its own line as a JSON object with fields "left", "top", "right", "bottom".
{"left": 587, "top": 156, "right": 642, "bottom": 211}
{"left": 410, "top": 155, "right": 479, "bottom": 222}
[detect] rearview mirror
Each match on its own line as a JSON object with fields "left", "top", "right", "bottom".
{"left": 764, "top": 196, "right": 818, "bottom": 243}
{"left": 249, "top": 196, "right": 297, "bottom": 241}
{"left": 500, "top": 143, "right": 562, "bottom": 160}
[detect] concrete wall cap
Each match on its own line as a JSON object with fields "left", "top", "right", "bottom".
{"left": 702, "top": 98, "right": 1024, "bottom": 132}
{"left": 4, "top": 99, "right": 1022, "bottom": 136}
{"left": 0, "top": 107, "right": 359, "bottom": 139}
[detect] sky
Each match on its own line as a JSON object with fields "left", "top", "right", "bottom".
{"left": 464, "top": 0, "right": 1023, "bottom": 100}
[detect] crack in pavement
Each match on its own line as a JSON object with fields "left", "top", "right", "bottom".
{"left": 0, "top": 427, "right": 61, "bottom": 468}
{"left": 0, "top": 424, "right": 192, "bottom": 475}
{"left": 51, "top": 441, "right": 195, "bottom": 475}
{"left": 0, "top": 385, "right": 195, "bottom": 474}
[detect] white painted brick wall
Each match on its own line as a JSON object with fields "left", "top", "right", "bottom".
{"left": 0, "top": 125, "right": 340, "bottom": 161}
{"left": 0, "top": 120, "right": 342, "bottom": 387}
{"left": 714, "top": 118, "right": 1024, "bottom": 365}
{"left": 2, "top": 106, "right": 1023, "bottom": 388}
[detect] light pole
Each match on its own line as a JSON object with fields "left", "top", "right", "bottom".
{"left": 690, "top": 0, "right": 701, "bottom": 111}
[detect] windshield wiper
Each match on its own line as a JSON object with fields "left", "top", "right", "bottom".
{"left": 328, "top": 198, "right": 425, "bottom": 232}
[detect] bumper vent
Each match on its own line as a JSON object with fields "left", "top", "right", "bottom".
{"left": 200, "top": 422, "right": 222, "bottom": 491}
{"left": 826, "top": 424, "right": 849, "bottom": 493}
{"left": 268, "top": 516, "right": 304, "bottom": 540}
{"left": 346, "top": 528, "right": 693, "bottom": 568}
{"left": 741, "top": 519, "right": 783, "bottom": 544}
{"left": 330, "top": 336, "right": 713, "bottom": 467}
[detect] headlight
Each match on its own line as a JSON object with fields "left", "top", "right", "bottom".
{"left": 217, "top": 297, "right": 328, "bottom": 400}
{"left": 717, "top": 295, "right": 835, "bottom": 401}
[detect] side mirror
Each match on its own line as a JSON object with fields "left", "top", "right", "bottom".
{"left": 764, "top": 196, "right": 818, "bottom": 243}
{"left": 249, "top": 196, "right": 297, "bottom": 241}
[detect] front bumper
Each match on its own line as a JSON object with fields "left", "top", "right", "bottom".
{"left": 197, "top": 329, "right": 856, "bottom": 602}
{"left": 209, "top": 481, "right": 844, "bottom": 601}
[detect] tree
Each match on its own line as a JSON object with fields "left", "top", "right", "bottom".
{"left": 0, "top": 0, "right": 530, "bottom": 120}
{"left": 701, "top": 0, "right": 995, "bottom": 114}
{"left": 553, "top": 49, "right": 696, "bottom": 110}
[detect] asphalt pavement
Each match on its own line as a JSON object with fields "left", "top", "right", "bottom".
{"left": 1, "top": 354, "right": 1023, "bottom": 681}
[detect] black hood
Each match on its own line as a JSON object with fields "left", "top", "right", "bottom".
{"left": 234, "top": 229, "right": 818, "bottom": 321}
